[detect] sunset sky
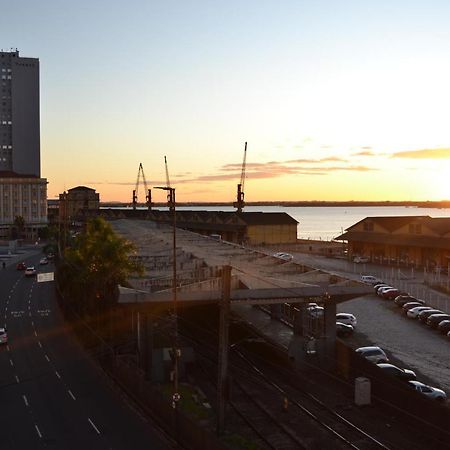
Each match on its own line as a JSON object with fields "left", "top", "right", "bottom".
{"left": 2, "top": 1, "right": 450, "bottom": 203}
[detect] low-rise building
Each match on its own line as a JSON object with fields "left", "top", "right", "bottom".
{"left": 59, "top": 186, "right": 100, "bottom": 223}
{"left": 335, "top": 215, "right": 450, "bottom": 270}
{"left": 0, "top": 171, "right": 48, "bottom": 239}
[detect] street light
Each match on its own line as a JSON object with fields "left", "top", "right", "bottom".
{"left": 154, "top": 186, "right": 179, "bottom": 409}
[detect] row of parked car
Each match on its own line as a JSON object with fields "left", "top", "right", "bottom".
{"left": 370, "top": 280, "right": 450, "bottom": 339}
{"left": 355, "top": 346, "right": 447, "bottom": 401}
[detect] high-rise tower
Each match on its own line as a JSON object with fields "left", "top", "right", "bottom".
{"left": 1, "top": 49, "right": 40, "bottom": 176}
{"left": 0, "top": 50, "right": 47, "bottom": 240}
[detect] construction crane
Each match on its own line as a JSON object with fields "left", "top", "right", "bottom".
{"left": 132, "top": 163, "right": 153, "bottom": 210}
{"left": 233, "top": 142, "right": 247, "bottom": 213}
{"left": 164, "top": 156, "right": 175, "bottom": 212}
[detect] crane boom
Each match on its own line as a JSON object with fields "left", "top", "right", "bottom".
{"left": 233, "top": 142, "right": 247, "bottom": 213}
{"left": 133, "top": 163, "right": 153, "bottom": 209}
{"left": 164, "top": 155, "right": 171, "bottom": 188}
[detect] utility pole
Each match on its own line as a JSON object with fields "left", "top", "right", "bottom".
{"left": 217, "top": 265, "right": 231, "bottom": 435}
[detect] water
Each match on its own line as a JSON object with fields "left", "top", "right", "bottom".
{"left": 106, "top": 205, "right": 450, "bottom": 241}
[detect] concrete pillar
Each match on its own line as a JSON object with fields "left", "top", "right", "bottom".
{"left": 322, "top": 300, "right": 337, "bottom": 369}
{"left": 270, "top": 303, "right": 281, "bottom": 320}
{"left": 293, "top": 307, "right": 304, "bottom": 335}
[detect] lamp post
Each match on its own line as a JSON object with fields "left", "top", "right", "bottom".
{"left": 155, "top": 186, "right": 179, "bottom": 409}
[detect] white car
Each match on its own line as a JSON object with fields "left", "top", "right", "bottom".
{"left": 355, "top": 346, "right": 389, "bottom": 363}
{"left": 408, "top": 381, "right": 447, "bottom": 401}
{"left": 407, "top": 306, "right": 433, "bottom": 319}
{"left": 354, "top": 256, "right": 369, "bottom": 263}
{"left": 307, "top": 303, "right": 324, "bottom": 318}
{"left": 273, "top": 252, "right": 293, "bottom": 261}
{"left": 0, "top": 327, "right": 7, "bottom": 344}
{"left": 25, "top": 266, "right": 37, "bottom": 277}
{"left": 377, "top": 286, "right": 395, "bottom": 296}
{"left": 361, "top": 275, "right": 382, "bottom": 285}
{"left": 39, "top": 257, "right": 48, "bottom": 265}
{"left": 336, "top": 313, "right": 357, "bottom": 327}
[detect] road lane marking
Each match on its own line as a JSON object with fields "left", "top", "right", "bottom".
{"left": 44, "top": 355, "right": 50, "bottom": 362}
{"left": 35, "top": 425, "right": 42, "bottom": 438}
{"left": 31, "top": 321, "right": 34, "bottom": 326}
{"left": 68, "top": 390, "right": 76, "bottom": 401}
{"left": 88, "top": 418, "right": 101, "bottom": 434}
{"left": 34, "top": 331, "right": 37, "bottom": 337}
{"left": 22, "top": 395, "right": 29, "bottom": 407}
{"left": 9, "top": 359, "right": 13, "bottom": 366}
{"left": 55, "top": 371, "right": 61, "bottom": 379}
{"left": 6, "top": 345, "right": 10, "bottom": 351}
{"left": 38, "top": 341, "right": 42, "bottom": 348}
{"left": 15, "top": 375, "right": 19, "bottom": 383}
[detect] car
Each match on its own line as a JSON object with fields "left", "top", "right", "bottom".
{"left": 353, "top": 256, "right": 369, "bottom": 263}
{"left": 336, "top": 322, "right": 354, "bottom": 337}
{"left": 273, "top": 252, "right": 293, "bottom": 261}
{"left": 355, "top": 346, "right": 389, "bottom": 363}
{"left": 378, "top": 287, "right": 399, "bottom": 298}
{"left": 407, "top": 306, "right": 434, "bottom": 319}
{"left": 376, "top": 286, "right": 393, "bottom": 296}
{"left": 426, "top": 314, "right": 450, "bottom": 328}
{"left": 307, "top": 303, "right": 324, "bottom": 318}
{"left": 16, "top": 262, "right": 26, "bottom": 270}
{"left": 336, "top": 313, "right": 357, "bottom": 327}
{"left": 402, "top": 301, "right": 428, "bottom": 313}
{"left": 408, "top": 381, "right": 447, "bottom": 401}
{"left": 382, "top": 289, "right": 409, "bottom": 300}
{"left": 0, "top": 327, "right": 7, "bottom": 344}
{"left": 24, "top": 266, "right": 37, "bottom": 277}
{"left": 361, "top": 275, "right": 382, "bottom": 285}
{"left": 376, "top": 363, "right": 416, "bottom": 381}
{"left": 394, "top": 295, "right": 419, "bottom": 307}
{"left": 437, "top": 320, "right": 450, "bottom": 334}
{"left": 46, "top": 253, "right": 55, "bottom": 261}
{"left": 373, "top": 283, "right": 390, "bottom": 292}
{"left": 39, "top": 257, "right": 48, "bottom": 265}
{"left": 418, "top": 309, "right": 444, "bottom": 323}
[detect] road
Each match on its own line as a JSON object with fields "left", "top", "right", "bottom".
{"left": 0, "top": 254, "right": 172, "bottom": 449}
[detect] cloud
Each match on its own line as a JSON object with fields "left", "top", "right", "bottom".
{"left": 391, "top": 148, "right": 450, "bottom": 159}
{"left": 352, "top": 151, "right": 377, "bottom": 157}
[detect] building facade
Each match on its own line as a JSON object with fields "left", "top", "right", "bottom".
{"left": 336, "top": 216, "right": 450, "bottom": 270}
{"left": 0, "top": 173, "right": 47, "bottom": 239}
{"left": 59, "top": 186, "right": 100, "bottom": 223}
{"left": 0, "top": 50, "right": 47, "bottom": 239}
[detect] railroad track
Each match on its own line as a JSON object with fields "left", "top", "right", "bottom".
{"left": 182, "top": 327, "right": 392, "bottom": 450}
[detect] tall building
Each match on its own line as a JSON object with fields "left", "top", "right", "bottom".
{"left": 0, "top": 50, "right": 47, "bottom": 239}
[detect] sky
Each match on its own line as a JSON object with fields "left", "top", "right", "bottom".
{"left": 2, "top": 0, "right": 450, "bottom": 203}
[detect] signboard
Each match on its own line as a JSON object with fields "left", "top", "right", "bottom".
{"left": 37, "top": 272, "right": 54, "bottom": 283}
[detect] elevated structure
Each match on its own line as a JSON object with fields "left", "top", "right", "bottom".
{"left": 59, "top": 186, "right": 99, "bottom": 224}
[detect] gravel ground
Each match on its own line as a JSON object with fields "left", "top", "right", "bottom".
{"left": 337, "top": 294, "right": 450, "bottom": 396}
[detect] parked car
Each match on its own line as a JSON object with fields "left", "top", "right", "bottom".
{"left": 407, "top": 306, "right": 434, "bottom": 319}
{"left": 394, "top": 295, "right": 419, "bottom": 307}
{"left": 354, "top": 256, "right": 369, "bottom": 263}
{"left": 373, "top": 283, "right": 390, "bottom": 292}
{"left": 24, "top": 266, "right": 37, "bottom": 277}
{"left": 418, "top": 309, "right": 444, "bottom": 323}
{"left": 307, "top": 304, "right": 324, "bottom": 318}
{"left": 273, "top": 252, "right": 293, "bottom": 261}
{"left": 336, "top": 322, "right": 354, "bottom": 337}
{"left": 437, "top": 320, "right": 450, "bottom": 334}
{"left": 376, "top": 363, "right": 416, "bottom": 381}
{"left": 361, "top": 275, "right": 382, "bottom": 285}
{"left": 39, "top": 257, "right": 48, "bottom": 265}
{"left": 377, "top": 286, "right": 395, "bottom": 296}
{"left": 336, "top": 313, "right": 357, "bottom": 327}
{"left": 408, "top": 381, "right": 447, "bottom": 401}
{"left": 426, "top": 314, "right": 450, "bottom": 328}
{"left": 16, "top": 262, "right": 26, "bottom": 270}
{"left": 0, "top": 327, "right": 7, "bottom": 344}
{"left": 382, "top": 289, "right": 409, "bottom": 300}
{"left": 355, "top": 346, "right": 389, "bottom": 363}
{"left": 402, "top": 302, "right": 428, "bottom": 313}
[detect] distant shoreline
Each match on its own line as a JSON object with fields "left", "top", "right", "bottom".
{"left": 99, "top": 200, "right": 450, "bottom": 209}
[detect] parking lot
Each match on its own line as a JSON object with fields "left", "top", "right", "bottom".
{"left": 338, "top": 292, "right": 450, "bottom": 395}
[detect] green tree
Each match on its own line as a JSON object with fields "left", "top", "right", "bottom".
{"left": 11, "top": 215, "right": 25, "bottom": 239}
{"left": 58, "top": 217, "right": 143, "bottom": 315}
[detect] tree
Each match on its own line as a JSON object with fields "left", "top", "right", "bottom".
{"left": 11, "top": 215, "right": 25, "bottom": 239}
{"left": 58, "top": 217, "right": 143, "bottom": 316}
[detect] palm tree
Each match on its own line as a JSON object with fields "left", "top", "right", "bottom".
{"left": 58, "top": 217, "right": 143, "bottom": 316}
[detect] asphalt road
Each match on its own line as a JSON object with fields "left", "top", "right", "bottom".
{"left": 0, "top": 254, "right": 172, "bottom": 449}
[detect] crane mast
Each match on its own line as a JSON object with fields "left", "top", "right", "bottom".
{"left": 233, "top": 142, "right": 247, "bottom": 213}
{"left": 132, "top": 163, "right": 153, "bottom": 210}
{"left": 164, "top": 156, "right": 175, "bottom": 212}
